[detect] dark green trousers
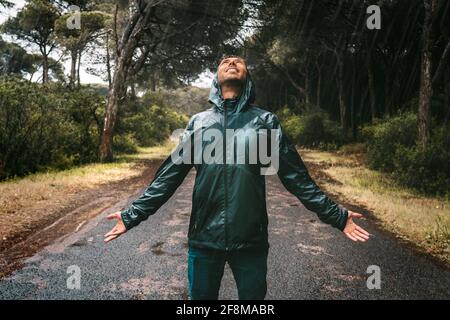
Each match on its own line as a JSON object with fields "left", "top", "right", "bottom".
{"left": 187, "top": 245, "right": 268, "bottom": 300}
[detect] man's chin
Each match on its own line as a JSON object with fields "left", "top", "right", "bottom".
{"left": 220, "top": 77, "right": 245, "bottom": 86}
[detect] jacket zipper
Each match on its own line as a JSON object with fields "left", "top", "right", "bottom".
{"left": 223, "top": 103, "right": 229, "bottom": 251}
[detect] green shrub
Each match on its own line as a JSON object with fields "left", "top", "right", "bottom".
{"left": 117, "top": 102, "right": 188, "bottom": 147}
{"left": 278, "top": 106, "right": 343, "bottom": 149}
{"left": 362, "top": 111, "right": 450, "bottom": 195}
{"left": 58, "top": 86, "right": 105, "bottom": 164}
{"left": 0, "top": 75, "right": 192, "bottom": 179}
{"left": 392, "top": 126, "right": 450, "bottom": 195}
{"left": 113, "top": 133, "right": 138, "bottom": 154}
{"left": 0, "top": 76, "right": 104, "bottom": 179}
{"left": 362, "top": 112, "right": 417, "bottom": 172}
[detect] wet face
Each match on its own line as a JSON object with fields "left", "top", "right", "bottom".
{"left": 217, "top": 56, "right": 247, "bottom": 86}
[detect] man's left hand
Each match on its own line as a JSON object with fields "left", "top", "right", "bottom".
{"left": 343, "top": 211, "right": 370, "bottom": 242}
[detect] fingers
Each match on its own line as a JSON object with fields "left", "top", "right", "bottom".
{"left": 347, "top": 231, "right": 365, "bottom": 242}
{"left": 352, "top": 230, "right": 368, "bottom": 241}
{"left": 106, "top": 212, "right": 120, "bottom": 220}
{"left": 345, "top": 232, "right": 359, "bottom": 242}
{"left": 104, "top": 211, "right": 126, "bottom": 244}
{"left": 104, "top": 234, "right": 120, "bottom": 243}
{"left": 355, "top": 225, "right": 370, "bottom": 237}
{"left": 346, "top": 232, "right": 365, "bottom": 242}
{"left": 104, "top": 228, "right": 125, "bottom": 243}
{"left": 345, "top": 228, "right": 370, "bottom": 242}
{"left": 104, "top": 225, "right": 126, "bottom": 238}
{"left": 104, "top": 227, "right": 118, "bottom": 238}
{"left": 350, "top": 211, "right": 364, "bottom": 219}
{"left": 354, "top": 229, "right": 370, "bottom": 240}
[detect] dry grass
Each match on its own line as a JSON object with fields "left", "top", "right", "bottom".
{"left": 119, "top": 142, "right": 175, "bottom": 161}
{"left": 0, "top": 142, "right": 174, "bottom": 243}
{"left": 301, "top": 148, "right": 450, "bottom": 264}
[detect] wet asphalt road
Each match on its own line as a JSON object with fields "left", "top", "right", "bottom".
{"left": 0, "top": 171, "right": 449, "bottom": 300}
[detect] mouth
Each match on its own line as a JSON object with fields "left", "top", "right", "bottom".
{"left": 226, "top": 67, "right": 239, "bottom": 73}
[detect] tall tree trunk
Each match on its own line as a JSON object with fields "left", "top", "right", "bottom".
{"left": 42, "top": 53, "right": 49, "bottom": 84}
{"left": 70, "top": 49, "right": 77, "bottom": 87}
{"left": 337, "top": 56, "right": 348, "bottom": 139}
{"left": 315, "top": 60, "right": 321, "bottom": 109}
{"left": 106, "top": 32, "right": 112, "bottom": 90}
{"left": 351, "top": 62, "right": 356, "bottom": 141}
{"left": 418, "top": 0, "right": 436, "bottom": 149}
{"left": 366, "top": 54, "right": 376, "bottom": 121}
{"left": 338, "top": 83, "right": 347, "bottom": 139}
{"left": 99, "top": 57, "right": 128, "bottom": 162}
{"left": 99, "top": 2, "right": 154, "bottom": 162}
{"left": 304, "top": 71, "right": 310, "bottom": 105}
{"left": 77, "top": 51, "right": 81, "bottom": 87}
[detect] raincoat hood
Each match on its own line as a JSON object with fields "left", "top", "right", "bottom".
{"left": 208, "top": 71, "right": 256, "bottom": 113}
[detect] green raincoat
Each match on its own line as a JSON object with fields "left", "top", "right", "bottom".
{"left": 121, "top": 72, "right": 348, "bottom": 251}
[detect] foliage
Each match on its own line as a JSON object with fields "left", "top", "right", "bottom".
{"left": 117, "top": 94, "right": 189, "bottom": 148}
{"left": 278, "top": 105, "right": 344, "bottom": 150}
{"left": 1, "top": 0, "right": 60, "bottom": 82}
{"left": 141, "top": 87, "right": 210, "bottom": 116}
{"left": 362, "top": 112, "right": 418, "bottom": 172}
{"left": 363, "top": 111, "right": 450, "bottom": 195}
{"left": 0, "top": 76, "right": 104, "bottom": 178}
{"left": 0, "top": 36, "right": 40, "bottom": 76}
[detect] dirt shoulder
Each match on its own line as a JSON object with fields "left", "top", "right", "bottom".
{"left": 0, "top": 144, "right": 172, "bottom": 278}
{"left": 300, "top": 147, "right": 450, "bottom": 268}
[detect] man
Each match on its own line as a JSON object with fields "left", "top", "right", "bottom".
{"left": 104, "top": 55, "right": 370, "bottom": 300}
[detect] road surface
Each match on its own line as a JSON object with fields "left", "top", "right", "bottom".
{"left": 0, "top": 171, "right": 449, "bottom": 299}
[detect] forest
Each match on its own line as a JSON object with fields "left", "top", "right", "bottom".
{"left": 0, "top": 0, "right": 449, "bottom": 196}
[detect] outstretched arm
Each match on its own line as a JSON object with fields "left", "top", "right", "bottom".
{"left": 272, "top": 115, "right": 369, "bottom": 242}
{"left": 104, "top": 117, "right": 195, "bottom": 243}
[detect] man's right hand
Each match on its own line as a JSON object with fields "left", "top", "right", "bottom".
{"left": 104, "top": 211, "right": 127, "bottom": 243}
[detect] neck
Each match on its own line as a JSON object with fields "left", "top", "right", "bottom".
{"left": 221, "top": 82, "right": 241, "bottom": 100}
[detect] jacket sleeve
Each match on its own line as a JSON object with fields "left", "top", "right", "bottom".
{"left": 272, "top": 115, "right": 348, "bottom": 231}
{"left": 120, "top": 117, "right": 195, "bottom": 230}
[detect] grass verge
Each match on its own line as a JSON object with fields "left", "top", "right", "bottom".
{"left": 0, "top": 142, "right": 174, "bottom": 248}
{"left": 301, "top": 146, "right": 450, "bottom": 266}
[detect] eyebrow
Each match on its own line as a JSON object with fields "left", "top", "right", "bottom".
{"left": 220, "top": 58, "right": 244, "bottom": 64}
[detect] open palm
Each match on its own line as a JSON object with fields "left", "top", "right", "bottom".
{"left": 104, "top": 211, "right": 127, "bottom": 243}
{"left": 343, "top": 211, "right": 370, "bottom": 242}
